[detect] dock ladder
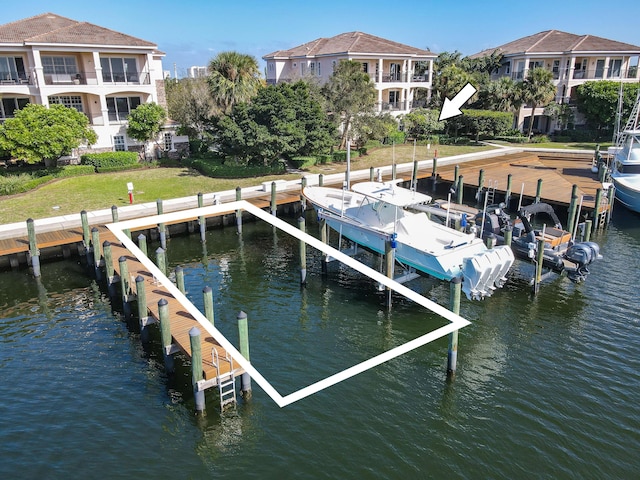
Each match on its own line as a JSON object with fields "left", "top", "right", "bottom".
{"left": 486, "top": 180, "right": 497, "bottom": 205}
{"left": 212, "top": 348, "right": 237, "bottom": 410}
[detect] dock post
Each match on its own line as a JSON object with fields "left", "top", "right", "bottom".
{"left": 584, "top": 220, "right": 592, "bottom": 242}
{"left": 504, "top": 225, "right": 512, "bottom": 247}
{"left": 81, "top": 210, "right": 90, "bottom": 250}
{"left": 156, "top": 247, "right": 167, "bottom": 277}
{"left": 26, "top": 218, "right": 41, "bottom": 277}
{"left": 197, "top": 192, "right": 207, "bottom": 243}
{"left": 566, "top": 185, "right": 579, "bottom": 237}
{"left": 319, "top": 174, "right": 324, "bottom": 187}
{"left": 137, "top": 233, "right": 148, "bottom": 257}
{"left": 189, "top": 327, "right": 206, "bottom": 413}
{"left": 476, "top": 169, "right": 485, "bottom": 207}
{"left": 533, "top": 238, "right": 545, "bottom": 295}
{"left": 411, "top": 159, "right": 418, "bottom": 191}
{"left": 103, "top": 241, "right": 115, "bottom": 295}
{"left": 607, "top": 184, "right": 615, "bottom": 226}
{"left": 118, "top": 256, "right": 131, "bottom": 317}
{"left": 593, "top": 188, "right": 603, "bottom": 231}
{"left": 454, "top": 164, "right": 459, "bottom": 184}
{"left": 236, "top": 186, "right": 243, "bottom": 235}
{"left": 392, "top": 163, "right": 397, "bottom": 180}
{"left": 197, "top": 192, "right": 204, "bottom": 208}
{"left": 203, "top": 286, "right": 215, "bottom": 325}
{"left": 505, "top": 174, "right": 513, "bottom": 208}
{"left": 237, "top": 311, "right": 252, "bottom": 399}
{"left": 156, "top": 198, "right": 167, "bottom": 250}
{"left": 270, "top": 181, "right": 277, "bottom": 216}
{"left": 175, "top": 266, "right": 185, "bottom": 294}
{"left": 111, "top": 205, "right": 119, "bottom": 223}
{"left": 91, "top": 227, "right": 101, "bottom": 278}
{"left": 370, "top": 167, "right": 374, "bottom": 182}
{"left": 535, "top": 179, "right": 543, "bottom": 204}
{"left": 456, "top": 175, "right": 464, "bottom": 205}
{"left": 298, "top": 217, "right": 307, "bottom": 285}
{"left": 431, "top": 155, "right": 438, "bottom": 191}
{"left": 447, "top": 276, "right": 462, "bottom": 378}
{"left": 135, "top": 275, "right": 149, "bottom": 342}
{"left": 158, "top": 299, "right": 174, "bottom": 373}
{"left": 320, "top": 218, "right": 328, "bottom": 275}
{"left": 300, "top": 176, "right": 307, "bottom": 211}
{"left": 385, "top": 238, "right": 395, "bottom": 308}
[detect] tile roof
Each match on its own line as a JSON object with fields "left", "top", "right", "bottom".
{"left": 264, "top": 31, "right": 434, "bottom": 59}
{"left": 470, "top": 30, "right": 640, "bottom": 58}
{"left": 0, "top": 12, "right": 157, "bottom": 48}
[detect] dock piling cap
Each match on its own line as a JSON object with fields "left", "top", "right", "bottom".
{"left": 237, "top": 311, "right": 247, "bottom": 320}
{"left": 189, "top": 326, "right": 201, "bottom": 336}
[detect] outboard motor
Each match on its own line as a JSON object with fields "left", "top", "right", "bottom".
{"left": 564, "top": 241, "right": 601, "bottom": 282}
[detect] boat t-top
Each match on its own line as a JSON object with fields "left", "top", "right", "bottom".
{"left": 610, "top": 90, "right": 640, "bottom": 213}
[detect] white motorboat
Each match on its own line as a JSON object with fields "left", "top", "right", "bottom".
{"left": 303, "top": 181, "right": 515, "bottom": 300}
{"left": 610, "top": 92, "right": 640, "bottom": 214}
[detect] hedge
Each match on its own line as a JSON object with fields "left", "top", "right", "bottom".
{"left": 188, "top": 158, "right": 285, "bottom": 178}
{"left": 290, "top": 156, "right": 317, "bottom": 169}
{"left": 56, "top": 165, "right": 96, "bottom": 177}
{"left": 81, "top": 151, "right": 139, "bottom": 170}
{"left": 333, "top": 151, "right": 348, "bottom": 162}
{"left": 316, "top": 154, "right": 332, "bottom": 165}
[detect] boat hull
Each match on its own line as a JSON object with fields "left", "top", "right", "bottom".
{"left": 612, "top": 175, "right": 640, "bottom": 214}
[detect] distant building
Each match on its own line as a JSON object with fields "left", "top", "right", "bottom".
{"left": 471, "top": 30, "right": 640, "bottom": 133}
{"left": 188, "top": 66, "right": 208, "bottom": 78}
{"left": 0, "top": 12, "right": 188, "bottom": 160}
{"left": 263, "top": 32, "right": 436, "bottom": 115}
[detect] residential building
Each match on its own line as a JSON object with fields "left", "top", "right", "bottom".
{"left": 0, "top": 12, "right": 187, "bottom": 160}
{"left": 263, "top": 32, "right": 436, "bottom": 115}
{"left": 471, "top": 30, "right": 640, "bottom": 133}
{"left": 188, "top": 66, "right": 208, "bottom": 78}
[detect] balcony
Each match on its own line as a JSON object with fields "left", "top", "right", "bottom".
{"left": 0, "top": 74, "right": 32, "bottom": 85}
{"left": 42, "top": 71, "right": 151, "bottom": 86}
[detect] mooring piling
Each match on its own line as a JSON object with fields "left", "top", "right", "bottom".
{"left": 175, "top": 266, "right": 185, "bottom": 294}
{"left": 190, "top": 327, "right": 206, "bottom": 413}
{"left": 198, "top": 192, "right": 207, "bottom": 242}
{"left": 533, "top": 238, "right": 545, "bottom": 295}
{"left": 137, "top": 233, "right": 147, "bottom": 257}
{"left": 203, "top": 286, "right": 214, "bottom": 325}
{"left": 431, "top": 154, "right": 438, "bottom": 191}
{"left": 567, "top": 185, "right": 579, "bottom": 236}
{"left": 135, "top": 275, "right": 150, "bottom": 342}
{"left": 300, "top": 177, "right": 307, "bottom": 211}
{"left": 320, "top": 218, "right": 328, "bottom": 275}
{"left": 319, "top": 174, "right": 324, "bottom": 187}
{"left": 476, "top": 169, "right": 485, "bottom": 207}
{"left": 157, "top": 199, "right": 167, "bottom": 250}
{"left": 270, "top": 182, "right": 277, "bottom": 216}
{"left": 456, "top": 175, "right": 464, "bottom": 205}
{"left": 91, "top": 227, "right": 101, "bottom": 278}
{"left": 236, "top": 186, "right": 243, "bottom": 235}
{"left": 535, "top": 179, "right": 543, "bottom": 204}
{"left": 118, "top": 255, "right": 131, "bottom": 317}
{"left": 505, "top": 173, "right": 513, "bottom": 207}
{"left": 593, "top": 188, "right": 603, "bottom": 232}
{"left": 237, "top": 311, "right": 252, "bottom": 399}
{"left": 298, "top": 216, "right": 307, "bottom": 285}
{"left": 369, "top": 166, "right": 374, "bottom": 182}
{"left": 103, "top": 241, "right": 115, "bottom": 296}
{"left": 26, "top": 218, "right": 41, "bottom": 277}
{"left": 81, "top": 210, "right": 90, "bottom": 249}
{"left": 158, "top": 298, "right": 175, "bottom": 373}
{"left": 447, "top": 276, "right": 462, "bottom": 378}
{"left": 156, "top": 247, "right": 167, "bottom": 277}
{"left": 111, "top": 205, "right": 119, "bottom": 223}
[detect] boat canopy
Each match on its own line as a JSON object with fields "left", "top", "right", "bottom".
{"left": 351, "top": 181, "right": 432, "bottom": 207}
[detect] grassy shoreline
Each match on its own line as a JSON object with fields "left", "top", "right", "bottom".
{"left": 0, "top": 142, "right": 600, "bottom": 224}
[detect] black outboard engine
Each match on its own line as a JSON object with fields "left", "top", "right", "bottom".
{"left": 564, "top": 241, "right": 601, "bottom": 282}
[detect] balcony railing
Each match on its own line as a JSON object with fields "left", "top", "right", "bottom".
{"left": 42, "top": 71, "right": 151, "bottom": 86}
{"left": 0, "top": 75, "right": 32, "bottom": 85}
{"left": 506, "top": 65, "right": 639, "bottom": 82}
{"left": 377, "top": 73, "right": 430, "bottom": 83}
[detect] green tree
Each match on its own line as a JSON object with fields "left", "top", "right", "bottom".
{"left": 165, "top": 77, "right": 217, "bottom": 139}
{"left": 350, "top": 113, "right": 398, "bottom": 148}
{"left": 401, "top": 108, "right": 444, "bottom": 140}
{"left": 126, "top": 103, "right": 167, "bottom": 160}
{"left": 544, "top": 102, "right": 575, "bottom": 131}
{"left": 432, "top": 64, "right": 476, "bottom": 108}
{"left": 520, "top": 68, "right": 556, "bottom": 138}
{"left": 207, "top": 51, "right": 262, "bottom": 115}
{"left": 575, "top": 81, "right": 640, "bottom": 131}
{"left": 211, "top": 81, "right": 335, "bottom": 165}
{"left": 0, "top": 103, "right": 97, "bottom": 165}
{"left": 321, "top": 60, "right": 376, "bottom": 149}
{"left": 446, "top": 109, "right": 513, "bottom": 140}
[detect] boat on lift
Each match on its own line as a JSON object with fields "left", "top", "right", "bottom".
{"left": 610, "top": 90, "right": 640, "bottom": 213}
{"left": 303, "top": 181, "right": 515, "bottom": 300}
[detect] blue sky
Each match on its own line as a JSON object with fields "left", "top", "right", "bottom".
{"left": 6, "top": 0, "right": 640, "bottom": 77}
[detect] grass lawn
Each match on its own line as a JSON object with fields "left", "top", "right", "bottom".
{"left": 0, "top": 141, "right": 601, "bottom": 225}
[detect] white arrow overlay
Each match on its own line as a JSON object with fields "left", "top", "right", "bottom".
{"left": 438, "top": 83, "right": 477, "bottom": 121}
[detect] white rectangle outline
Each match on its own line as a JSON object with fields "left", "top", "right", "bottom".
{"left": 107, "top": 200, "right": 470, "bottom": 408}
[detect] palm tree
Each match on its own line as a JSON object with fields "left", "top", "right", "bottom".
{"left": 207, "top": 51, "right": 262, "bottom": 115}
{"left": 520, "top": 68, "right": 557, "bottom": 138}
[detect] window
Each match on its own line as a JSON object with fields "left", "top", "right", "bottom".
{"left": 362, "top": 62, "right": 368, "bottom": 73}
{"left": 49, "top": 96, "right": 84, "bottom": 113}
{"left": 310, "top": 62, "right": 316, "bottom": 75}
{"left": 301, "top": 63, "right": 306, "bottom": 75}
{"left": 163, "top": 133, "right": 172, "bottom": 151}
{"left": 595, "top": 59, "right": 605, "bottom": 78}
{"left": 42, "top": 56, "right": 78, "bottom": 75}
{"left": 113, "top": 135, "right": 127, "bottom": 151}
{"left": 1, "top": 97, "right": 29, "bottom": 119}
{"left": 106, "top": 96, "right": 141, "bottom": 122}
{"left": 0, "top": 56, "right": 26, "bottom": 82}
{"left": 100, "top": 57, "right": 139, "bottom": 83}
{"left": 530, "top": 60, "right": 544, "bottom": 70}
{"left": 608, "top": 59, "right": 622, "bottom": 78}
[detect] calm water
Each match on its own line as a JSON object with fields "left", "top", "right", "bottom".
{"left": 1, "top": 207, "right": 639, "bottom": 479}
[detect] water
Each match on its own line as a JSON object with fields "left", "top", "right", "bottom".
{"left": 1, "top": 208, "right": 639, "bottom": 479}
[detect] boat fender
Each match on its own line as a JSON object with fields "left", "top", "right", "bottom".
{"left": 390, "top": 232, "right": 398, "bottom": 249}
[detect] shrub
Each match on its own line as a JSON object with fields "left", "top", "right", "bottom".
{"left": 81, "top": 151, "right": 139, "bottom": 170}
{"left": 56, "top": 165, "right": 96, "bottom": 177}
{"left": 96, "top": 163, "right": 147, "bottom": 173}
{"left": 188, "top": 158, "right": 285, "bottom": 178}
{"left": 333, "top": 151, "right": 348, "bottom": 162}
{"left": 316, "top": 154, "right": 332, "bottom": 165}
{"left": 530, "top": 135, "right": 550, "bottom": 143}
{"left": 290, "top": 156, "right": 317, "bottom": 169}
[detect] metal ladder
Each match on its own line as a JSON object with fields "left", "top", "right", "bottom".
{"left": 212, "top": 348, "right": 237, "bottom": 410}
{"left": 616, "top": 90, "right": 640, "bottom": 147}
{"left": 485, "top": 180, "right": 497, "bottom": 206}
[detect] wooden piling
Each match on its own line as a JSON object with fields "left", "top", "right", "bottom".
{"left": 190, "top": 327, "right": 206, "bottom": 413}
{"left": 158, "top": 298, "right": 174, "bottom": 373}
{"left": 157, "top": 199, "right": 167, "bottom": 250}
{"left": 237, "top": 311, "right": 252, "bottom": 399}
{"left": 81, "top": 210, "right": 90, "bottom": 249}
{"left": 369, "top": 166, "right": 374, "bottom": 182}
{"left": 118, "top": 256, "right": 131, "bottom": 316}
{"left": 385, "top": 238, "right": 395, "bottom": 308}
{"left": 584, "top": 219, "right": 592, "bottom": 242}
{"left": 476, "top": 169, "right": 485, "bottom": 207}
{"left": 535, "top": 178, "right": 543, "bottom": 204}
{"left": 454, "top": 164, "right": 459, "bottom": 183}
{"left": 236, "top": 186, "right": 243, "bottom": 235}
{"left": 411, "top": 159, "right": 418, "bottom": 191}
{"left": 111, "top": 205, "right": 119, "bottom": 223}
{"left": 27, "top": 218, "right": 41, "bottom": 277}
{"left": 319, "top": 174, "right": 324, "bottom": 187}
{"left": 320, "top": 218, "right": 328, "bottom": 275}
{"left": 593, "top": 188, "right": 603, "bottom": 231}
{"left": 175, "top": 266, "right": 185, "bottom": 294}
{"left": 431, "top": 155, "right": 438, "bottom": 191}
{"left": 505, "top": 173, "right": 513, "bottom": 208}
{"left": 203, "top": 286, "right": 214, "bottom": 325}
{"left": 447, "top": 276, "right": 462, "bottom": 378}
{"left": 137, "top": 234, "right": 147, "bottom": 257}
{"left": 156, "top": 247, "right": 167, "bottom": 277}
{"left": 300, "top": 177, "right": 307, "bottom": 211}
{"left": 270, "top": 182, "right": 277, "bottom": 216}
{"left": 298, "top": 217, "right": 307, "bottom": 285}
{"left": 504, "top": 225, "right": 512, "bottom": 247}
{"left": 103, "top": 241, "right": 114, "bottom": 281}
{"left": 91, "top": 227, "right": 101, "bottom": 266}
{"left": 533, "top": 238, "right": 545, "bottom": 295}
{"left": 135, "top": 275, "right": 150, "bottom": 342}
{"left": 456, "top": 175, "right": 464, "bottom": 205}
{"left": 566, "top": 185, "right": 579, "bottom": 237}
